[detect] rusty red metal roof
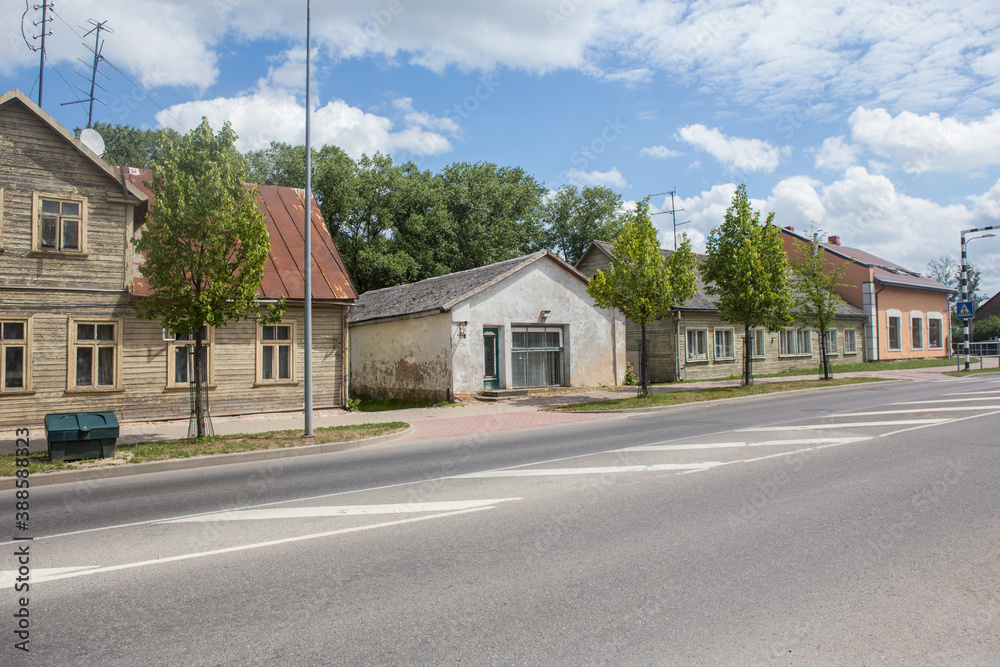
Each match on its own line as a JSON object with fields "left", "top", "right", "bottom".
{"left": 126, "top": 169, "right": 356, "bottom": 302}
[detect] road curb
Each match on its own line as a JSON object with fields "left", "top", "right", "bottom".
{"left": 0, "top": 426, "right": 413, "bottom": 491}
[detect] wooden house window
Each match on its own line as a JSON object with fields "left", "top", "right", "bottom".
{"left": 256, "top": 322, "right": 296, "bottom": 384}
{"left": 1, "top": 319, "right": 30, "bottom": 392}
{"left": 33, "top": 193, "right": 87, "bottom": 253}
{"left": 686, "top": 329, "right": 708, "bottom": 361}
{"left": 779, "top": 329, "right": 812, "bottom": 356}
{"left": 748, "top": 329, "right": 766, "bottom": 359}
{"left": 843, "top": 328, "right": 857, "bottom": 354}
{"left": 166, "top": 326, "right": 214, "bottom": 388}
{"left": 714, "top": 328, "right": 735, "bottom": 360}
{"left": 823, "top": 329, "right": 838, "bottom": 356}
{"left": 69, "top": 319, "right": 121, "bottom": 390}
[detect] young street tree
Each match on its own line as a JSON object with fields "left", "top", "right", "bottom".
{"left": 135, "top": 119, "right": 285, "bottom": 438}
{"left": 701, "top": 184, "right": 792, "bottom": 386}
{"left": 790, "top": 226, "right": 847, "bottom": 380}
{"left": 587, "top": 198, "right": 697, "bottom": 397}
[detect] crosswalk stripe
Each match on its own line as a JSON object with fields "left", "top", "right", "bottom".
{"left": 836, "top": 406, "right": 999, "bottom": 417}
{"left": 0, "top": 566, "right": 98, "bottom": 588}
{"left": 618, "top": 437, "right": 867, "bottom": 452}
{"left": 163, "top": 499, "right": 521, "bottom": 523}
{"left": 742, "top": 418, "right": 947, "bottom": 431}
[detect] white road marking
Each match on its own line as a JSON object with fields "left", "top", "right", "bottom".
{"left": 836, "top": 406, "right": 1000, "bottom": 417}
{"left": 18, "top": 507, "right": 496, "bottom": 586}
{"left": 0, "top": 566, "right": 99, "bottom": 588}
{"left": 943, "top": 389, "right": 1000, "bottom": 396}
{"left": 893, "top": 397, "right": 1000, "bottom": 405}
{"left": 163, "top": 499, "right": 519, "bottom": 523}
{"left": 458, "top": 463, "right": 721, "bottom": 478}
{"left": 617, "top": 437, "right": 867, "bottom": 452}
{"left": 683, "top": 437, "right": 869, "bottom": 474}
{"left": 741, "top": 419, "right": 948, "bottom": 431}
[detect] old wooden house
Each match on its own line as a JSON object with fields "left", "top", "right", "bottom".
{"left": 0, "top": 89, "right": 356, "bottom": 431}
{"left": 577, "top": 240, "right": 869, "bottom": 382}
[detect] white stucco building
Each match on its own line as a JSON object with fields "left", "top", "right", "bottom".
{"left": 349, "top": 251, "right": 626, "bottom": 400}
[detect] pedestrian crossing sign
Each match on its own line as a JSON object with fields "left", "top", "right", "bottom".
{"left": 956, "top": 301, "right": 974, "bottom": 319}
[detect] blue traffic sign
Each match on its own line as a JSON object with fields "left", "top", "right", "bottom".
{"left": 956, "top": 301, "right": 975, "bottom": 319}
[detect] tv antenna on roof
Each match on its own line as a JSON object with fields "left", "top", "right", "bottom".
{"left": 650, "top": 189, "right": 690, "bottom": 249}
{"left": 22, "top": 1, "right": 54, "bottom": 107}
{"left": 61, "top": 19, "right": 113, "bottom": 128}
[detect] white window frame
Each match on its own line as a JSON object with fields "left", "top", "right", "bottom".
{"left": 32, "top": 192, "right": 87, "bottom": 254}
{"left": 166, "top": 326, "right": 215, "bottom": 388}
{"left": 823, "top": 329, "right": 838, "bottom": 356}
{"left": 686, "top": 328, "right": 708, "bottom": 361}
{"left": 68, "top": 318, "right": 122, "bottom": 391}
{"left": 714, "top": 328, "right": 735, "bottom": 360}
{"left": 927, "top": 313, "right": 944, "bottom": 350}
{"left": 749, "top": 329, "right": 766, "bottom": 359}
{"left": 256, "top": 320, "right": 297, "bottom": 385}
{"left": 910, "top": 311, "right": 924, "bottom": 350}
{"left": 843, "top": 328, "right": 858, "bottom": 355}
{"left": 780, "top": 328, "right": 813, "bottom": 357}
{"left": 0, "top": 317, "right": 31, "bottom": 393}
{"left": 887, "top": 309, "right": 902, "bottom": 351}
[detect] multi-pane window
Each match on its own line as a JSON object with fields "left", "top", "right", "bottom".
{"left": 167, "top": 326, "right": 212, "bottom": 387}
{"left": 843, "top": 328, "right": 857, "bottom": 354}
{"left": 511, "top": 326, "right": 564, "bottom": 388}
{"left": 714, "top": 329, "right": 735, "bottom": 359}
{"left": 780, "top": 329, "right": 812, "bottom": 356}
{"left": 72, "top": 320, "right": 118, "bottom": 389}
{"left": 823, "top": 329, "right": 838, "bottom": 356}
{"left": 910, "top": 313, "right": 924, "bottom": 350}
{"left": 887, "top": 312, "right": 902, "bottom": 350}
{"left": 686, "top": 329, "right": 708, "bottom": 360}
{"left": 35, "top": 195, "right": 84, "bottom": 252}
{"left": 928, "top": 317, "right": 943, "bottom": 349}
{"left": 1, "top": 320, "right": 28, "bottom": 392}
{"left": 749, "top": 329, "right": 766, "bottom": 358}
{"left": 259, "top": 323, "right": 294, "bottom": 382}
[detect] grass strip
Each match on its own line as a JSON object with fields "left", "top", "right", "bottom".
{"left": 942, "top": 366, "right": 1000, "bottom": 377}
{"left": 1, "top": 422, "right": 408, "bottom": 477}
{"left": 557, "top": 377, "right": 887, "bottom": 412}
{"left": 729, "top": 357, "right": 972, "bottom": 380}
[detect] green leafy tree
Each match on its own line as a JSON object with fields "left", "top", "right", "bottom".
{"left": 135, "top": 118, "right": 285, "bottom": 437}
{"left": 79, "top": 122, "right": 181, "bottom": 168}
{"left": 543, "top": 185, "right": 625, "bottom": 265}
{"left": 244, "top": 141, "right": 307, "bottom": 187}
{"left": 587, "top": 198, "right": 697, "bottom": 396}
{"left": 926, "top": 255, "right": 984, "bottom": 306}
{"left": 972, "top": 315, "right": 1000, "bottom": 342}
{"left": 701, "top": 184, "right": 792, "bottom": 386}
{"left": 790, "top": 226, "right": 848, "bottom": 380}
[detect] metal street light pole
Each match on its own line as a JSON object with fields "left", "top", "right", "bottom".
{"left": 960, "top": 228, "right": 998, "bottom": 370}
{"left": 303, "top": 0, "right": 314, "bottom": 436}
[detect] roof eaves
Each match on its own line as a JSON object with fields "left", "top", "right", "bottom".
{"left": 438, "top": 251, "right": 545, "bottom": 312}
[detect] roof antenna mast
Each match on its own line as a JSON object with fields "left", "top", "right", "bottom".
{"left": 62, "top": 19, "right": 113, "bottom": 128}
{"left": 22, "top": 1, "right": 54, "bottom": 107}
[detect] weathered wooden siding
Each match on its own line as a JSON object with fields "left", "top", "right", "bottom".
{"left": 625, "top": 317, "right": 678, "bottom": 383}
{"left": 0, "top": 292, "right": 347, "bottom": 430}
{"left": 0, "top": 99, "right": 131, "bottom": 291}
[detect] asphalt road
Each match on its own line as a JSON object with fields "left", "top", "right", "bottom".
{"left": 3, "top": 376, "right": 1000, "bottom": 665}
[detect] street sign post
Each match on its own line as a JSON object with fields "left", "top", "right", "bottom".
{"left": 956, "top": 301, "right": 975, "bottom": 320}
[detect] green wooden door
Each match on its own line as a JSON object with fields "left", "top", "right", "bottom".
{"left": 483, "top": 328, "right": 499, "bottom": 389}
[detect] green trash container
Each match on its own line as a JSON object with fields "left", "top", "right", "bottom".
{"left": 44, "top": 411, "right": 120, "bottom": 462}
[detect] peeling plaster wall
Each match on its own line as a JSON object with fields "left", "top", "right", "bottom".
{"left": 451, "top": 258, "right": 624, "bottom": 395}
{"left": 349, "top": 312, "right": 452, "bottom": 400}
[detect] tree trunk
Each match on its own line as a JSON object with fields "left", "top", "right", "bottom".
{"left": 744, "top": 323, "right": 752, "bottom": 387}
{"left": 193, "top": 337, "right": 206, "bottom": 439}
{"left": 820, "top": 331, "right": 830, "bottom": 380}
{"left": 640, "top": 321, "right": 649, "bottom": 397}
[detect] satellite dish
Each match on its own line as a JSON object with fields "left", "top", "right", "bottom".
{"left": 79, "top": 128, "right": 106, "bottom": 157}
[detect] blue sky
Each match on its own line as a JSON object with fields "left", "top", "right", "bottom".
{"left": 3, "top": 0, "right": 1000, "bottom": 297}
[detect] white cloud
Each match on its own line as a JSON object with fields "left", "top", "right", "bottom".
{"left": 676, "top": 125, "right": 789, "bottom": 173}
{"left": 813, "top": 136, "right": 861, "bottom": 171}
{"left": 566, "top": 167, "right": 629, "bottom": 189}
{"left": 156, "top": 84, "right": 455, "bottom": 157}
{"left": 640, "top": 145, "right": 681, "bottom": 159}
{"left": 849, "top": 107, "right": 1000, "bottom": 174}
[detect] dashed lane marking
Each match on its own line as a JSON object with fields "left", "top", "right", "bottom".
{"left": 836, "top": 406, "right": 1000, "bottom": 417}
{"left": 616, "top": 437, "right": 868, "bottom": 452}
{"left": 741, "top": 419, "right": 948, "bottom": 431}
{"left": 162, "top": 499, "right": 519, "bottom": 523}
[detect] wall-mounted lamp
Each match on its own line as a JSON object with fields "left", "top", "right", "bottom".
{"left": 458, "top": 321, "right": 468, "bottom": 338}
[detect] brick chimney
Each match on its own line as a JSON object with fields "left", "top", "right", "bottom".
{"left": 784, "top": 226, "right": 794, "bottom": 232}
{"left": 827, "top": 235, "right": 841, "bottom": 245}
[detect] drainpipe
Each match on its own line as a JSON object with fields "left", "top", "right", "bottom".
{"left": 873, "top": 283, "right": 885, "bottom": 362}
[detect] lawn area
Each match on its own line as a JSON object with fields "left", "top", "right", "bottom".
{"left": 0, "top": 422, "right": 408, "bottom": 477}
{"left": 943, "top": 366, "right": 1000, "bottom": 377}
{"left": 559, "top": 377, "right": 887, "bottom": 411}
{"left": 747, "top": 356, "right": 969, "bottom": 379}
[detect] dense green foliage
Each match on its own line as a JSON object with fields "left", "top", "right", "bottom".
{"left": 542, "top": 185, "right": 625, "bottom": 264}
{"left": 587, "top": 198, "right": 697, "bottom": 396}
{"left": 134, "top": 119, "right": 285, "bottom": 436}
{"left": 973, "top": 315, "right": 1000, "bottom": 342}
{"left": 701, "top": 184, "right": 792, "bottom": 386}
{"left": 79, "top": 122, "right": 181, "bottom": 168}
{"left": 790, "top": 226, "right": 847, "bottom": 380}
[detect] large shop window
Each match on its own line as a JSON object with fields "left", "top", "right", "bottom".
{"left": 511, "top": 326, "right": 564, "bottom": 388}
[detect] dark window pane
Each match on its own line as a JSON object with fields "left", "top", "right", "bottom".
{"left": 4, "top": 347, "right": 24, "bottom": 389}
{"left": 278, "top": 345, "right": 290, "bottom": 379}
{"left": 174, "top": 346, "right": 189, "bottom": 383}
{"left": 512, "top": 331, "right": 526, "bottom": 349}
{"left": 77, "top": 324, "right": 95, "bottom": 341}
{"left": 2, "top": 323, "right": 24, "bottom": 340}
{"left": 76, "top": 347, "right": 93, "bottom": 386}
{"left": 276, "top": 326, "right": 291, "bottom": 341}
{"left": 483, "top": 334, "right": 496, "bottom": 379}
{"left": 262, "top": 326, "right": 275, "bottom": 341}
{"left": 97, "top": 347, "right": 115, "bottom": 386}
{"left": 41, "top": 199, "right": 60, "bottom": 214}
{"left": 527, "top": 331, "right": 545, "bottom": 348}
{"left": 62, "top": 219, "right": 79, "bottom": 249}
{"left": 61, "top": 201, "right": 80, "bottom": 216}
{"left": 512, "top": 351, "right": 527, "bottom": 388}
{"left": 96, "top": 324, "right": 115, "bottom": 341}
{"left": 262, "top": 346, "right": 274, "bottom": 380}
{"left": 41, "top": 218, "right": 57, "bottom": 247}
